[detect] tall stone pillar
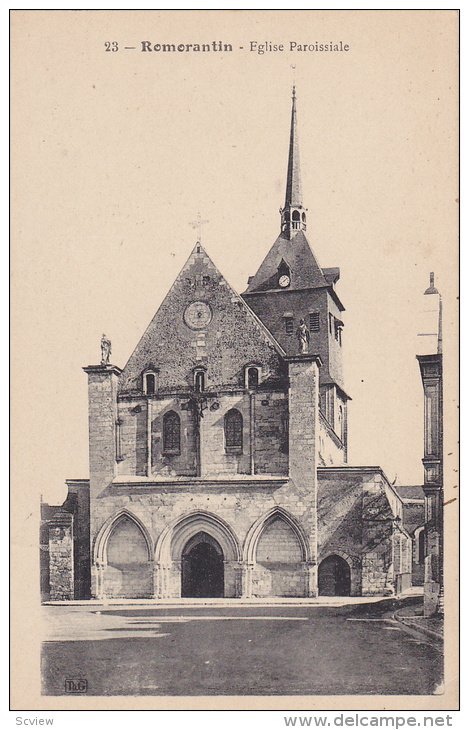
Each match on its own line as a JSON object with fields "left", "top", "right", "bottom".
{"left": 48, "top": 513, "right": 74, "bottom": 601}
{"left": 83, "top": 364, "right": 122, "bottom": 598}
{"left": 286, "top": 354, "right": 321, "bottom": 597}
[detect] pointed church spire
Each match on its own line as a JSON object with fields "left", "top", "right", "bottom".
{"left": 280, "top": 86, "right": 307, "bottom": 239}
{"left": 285, "top": 85, "right": 302, "bottom": 207}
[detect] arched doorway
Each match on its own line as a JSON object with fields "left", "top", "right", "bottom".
{"left": 181, "top": 532, "right": 224, "bottom": 598}
{"left": 318, "top": 555, "right": 351, "bottom": 596}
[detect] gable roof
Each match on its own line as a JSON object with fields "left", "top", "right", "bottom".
{"left": 118, "top": 243, "right": 286, "bottom": 394}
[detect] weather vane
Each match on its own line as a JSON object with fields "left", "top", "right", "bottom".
{"left": 291, "top": 64, "right": 296, "bottom": 93}
{"left": 189, "top": 211, "right": 209, "bottom": 243}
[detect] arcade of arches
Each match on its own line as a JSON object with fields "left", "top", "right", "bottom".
{"left": 96, "top": 510, "right": 319, "bottom": 599}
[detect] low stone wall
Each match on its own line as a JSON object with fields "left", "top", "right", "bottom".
{"left": 252, "top": 563, "right": 306, "bottom": 597}
{"left": 102, "top": 562, "right": 153, "bottom": 599}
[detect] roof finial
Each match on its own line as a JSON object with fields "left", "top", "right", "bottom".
{"left": 189, "top": 211, "right": 209, "bottom": 245}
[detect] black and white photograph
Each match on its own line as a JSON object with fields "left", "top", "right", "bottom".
{"left": 10, "top": 9, "right": 458, "bottom": 711}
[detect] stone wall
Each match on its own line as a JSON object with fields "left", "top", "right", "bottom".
{"left": 317, "top": 467, "right": 411, "bottom": 596}
{"left": 92, "top": 480, "right": 311, "bottom": 598}
{"left": 41, "top": 481, "right": 90, "bottom": 601}
{"left": 48, "top": 516, "right": 74, "bottom": 601}
{"left": 243, "top": 286, "right": 345, "bottom": 389}
{"left": 318, "top": 412, "right": 346, "bottom": 466}
{"left": 116, "top": 390, "right": 290, "bottom": 479}
{"left": 253, "top": 516, "right": 305, "bottom": 597}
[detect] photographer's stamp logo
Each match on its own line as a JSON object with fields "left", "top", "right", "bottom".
{"left": 64, "top": 678, "right": 88, "bottom": 694}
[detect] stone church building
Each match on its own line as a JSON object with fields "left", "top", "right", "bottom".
{"left": 41, "top": 89, "right": 416, "bottom": 601}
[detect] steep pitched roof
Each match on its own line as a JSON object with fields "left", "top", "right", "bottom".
{"left": 243, "top": 229, "right": 328, "bottom": 293}
{"left": 284, "top": 86, "right": 302, "bottom": 208}
{"left": 118, "top": 243, "right": 286, "bottom": 394}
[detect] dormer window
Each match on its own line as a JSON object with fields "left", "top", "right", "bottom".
{"left": 194, "top": 368, "right": 206, "bottom": 393}
{"left": 245, "top": 366, "right": 261, "bottom": 390}
{"left": 277, "top": 259, "right": 291, "bottom": 289}
{"left": 143, "top": 369, "right": 158, "bottom": 395}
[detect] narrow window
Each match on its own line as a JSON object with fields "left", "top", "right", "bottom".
{"left": 285, "top": 317, "right": 294, "bottom": 335}
{"left": 334, "top": 320, "right": 343, "bottom": 345}
{"left": 202, "top": 275, "right": 210, "bottom": 286}
{"left": 247, "top": 367, "right": 259, "bottom": 389}
{"left": 163, "top": 411, "right": 180, "bottom": 454}
{"left": 309, "top": 312, "right": 320, "bottom": 332}
{"left": 329, "top": 313, "right": 334, "bottom": 334}
{"left": 224, "top": 409, "right": 243, "bottom": 452}
{"left": 145, "top": 373, "right": 156, "bottom": 395}
{"left": 338, "top": 404, "right": 345, "bottom": 442}
{"left": 194, "top": 370, "right": 205, "bottom": 392}
{"left": 280, "top": 412, "right": 289, "bottom": 453}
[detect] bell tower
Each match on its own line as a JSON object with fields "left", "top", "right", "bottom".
{"left": 280, "top": 86, "right": 307, "bottom": 238}
{"left": 242, "top": 87, "right": 350, "bottom": 461}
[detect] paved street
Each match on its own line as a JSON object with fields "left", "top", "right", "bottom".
{"left": 41, "top": 597, "right": 443, "bottom": 696}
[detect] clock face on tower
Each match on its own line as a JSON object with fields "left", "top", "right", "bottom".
{"left": 183, "top": 301, "right": 212, "bottom": 330}
{"left": 278, "top": 274, "right": 291, "bottom": 288}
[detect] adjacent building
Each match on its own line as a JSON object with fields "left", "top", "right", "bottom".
{"left": 416, "top": 274, "right": 444, "bottom": 617}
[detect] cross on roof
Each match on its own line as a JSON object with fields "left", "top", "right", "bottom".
{"left": 189, "top": 212, "right": 209, "bottom": 243}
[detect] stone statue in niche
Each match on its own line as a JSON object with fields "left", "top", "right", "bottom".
{"left": 296, "top": 319, "right": 310, "bottom": 354}
{"left": 100, "top": 334, "right": 112, "bottom": 365}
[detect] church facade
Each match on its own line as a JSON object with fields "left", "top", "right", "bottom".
{"left": 41, "top": 89, "right": 415, "bottom": 601}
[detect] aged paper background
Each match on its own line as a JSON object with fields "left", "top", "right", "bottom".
{"left": 11, "top": 9, "right": 458, "bottom": 710}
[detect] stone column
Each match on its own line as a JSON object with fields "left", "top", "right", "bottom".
{"left": 240, "top": 563, "right": 254, "bottom": 598}
{"left": 93, "top": 560, "right": 105, "bottom": 600}
{"left": 154, "top": 562, "right": 172, "bottom": 599}
{"left": 304, "top": 561, "right": 317, "bottom": 597}
{"left": 286, "top": 354, "right": 321, "bottom": 598}
{"left": 83, "top": 364, "right": 122, "bottom": 598}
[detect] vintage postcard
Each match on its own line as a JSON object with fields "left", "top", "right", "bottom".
{"left": 10, "top": 9, "right": 459, "bottom": 711}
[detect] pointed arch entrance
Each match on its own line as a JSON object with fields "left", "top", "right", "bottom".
{"left": 181, "top": 532, "right": 224, "bottom": 597}
{"left": 155, "top": 511, "right": 241, "bottom": 598}
{"left": 318, "top": 554, "right": 351, "bottom": 596}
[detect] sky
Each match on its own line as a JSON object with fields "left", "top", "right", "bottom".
{"left": 11, "top": 10, "right": 458, "bottom": 504}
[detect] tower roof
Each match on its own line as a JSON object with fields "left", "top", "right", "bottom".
{"left": 284, "top": 85, "right": 302, "bottom": 208}
{"left": 243, "top": 229, "right": 328, "bottom": 293}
